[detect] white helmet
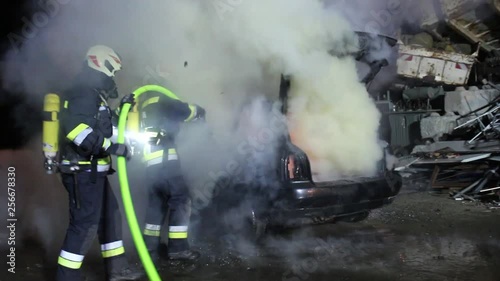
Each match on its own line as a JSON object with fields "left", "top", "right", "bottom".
{"left": 85, "top": 45, "right": 122, "bottom": 77}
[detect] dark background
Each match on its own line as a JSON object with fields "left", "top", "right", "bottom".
{"left": 0, "top": 1, "right": 44, "bottom": 150}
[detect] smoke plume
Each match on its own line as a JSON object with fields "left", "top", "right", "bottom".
{"left": 3, "top": 0, "right": 386, "bottom": 181}
{"left": 1, "top": 0, "right": 396, "bottom": 251}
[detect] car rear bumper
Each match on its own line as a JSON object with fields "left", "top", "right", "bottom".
{"left": 268, "top": 172, "right": 402, "bottom": 226}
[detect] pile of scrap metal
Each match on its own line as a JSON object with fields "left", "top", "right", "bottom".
{"left": 395, "top": 81, "right": 500, "bottom": 202}
{"left": 414, "top": 0, "right": 500, "bottom": 84}
{"left": 385, "top": 83, "right": 500, "bottom": 156}
{"left": 387, "top": 0, "right": 500, "bottom": 155}
{"left": 381, "top": 0, "right": 500, "bottom": 203}
{"left": 396, "top": 145, "right": 500, "bottom": 202}
{"left": 420, "top": 81, "right": 500, "bottom": 142}
{"left": 397, "top": 32, "right": 478, "bottom": 86}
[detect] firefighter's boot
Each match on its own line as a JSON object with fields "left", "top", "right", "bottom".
{"left": 105, "top": 256, "right": 144, "bottom": 281}
{"left": 168, "top": 249, "right": 200, "bottom": 261}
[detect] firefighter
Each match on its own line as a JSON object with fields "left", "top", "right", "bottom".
{"left": 139, "top": 90, "right": 205, "bottom": 262}
{"left": 56, "top": 45, "right": 143, "bottom": 281}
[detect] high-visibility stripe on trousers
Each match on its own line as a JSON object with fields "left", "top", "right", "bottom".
{"left": 58, "top": 250, "right": 84, "bottom": 269}
{"left": 101, "top": 240, "right": 125, "bottom": 258}
{"left": 168, "top": 226, "right": 188, "bottom": 239}
{"left": 143, "top": 224, "right": 161, "bottom": 237}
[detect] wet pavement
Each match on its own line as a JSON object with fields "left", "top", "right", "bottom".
{"left": 3, "top": 187, "right": 500, "bottom": 281}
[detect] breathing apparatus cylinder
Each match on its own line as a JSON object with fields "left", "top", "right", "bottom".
{"left": 127, "top": 103, "right": 139, "bottom": 133}
{"left": 42, "top": 93, "right": 60, "bottom": 174}
{"left": 126, "top": 103, "right": 140, "bottom": 155}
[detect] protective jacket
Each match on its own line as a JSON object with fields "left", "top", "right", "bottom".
{"left": 140, "top": 92, "right": 201, "bottom": 169}
{"left": 59, "top": 71, "right": 115, "bottom": 175}
{"left": 140, "top": 91, "right": 204, "bottom": 257}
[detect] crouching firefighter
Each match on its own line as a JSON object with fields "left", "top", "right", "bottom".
{"left": 56, "top": 45, "right": 143, "bottom": 281}
{"left": 138, "top": 90, "right": 206, "bottom": 262}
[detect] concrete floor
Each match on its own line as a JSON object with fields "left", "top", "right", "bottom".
{"left": 4, "top": 186, "right": 500, "bottom": 281}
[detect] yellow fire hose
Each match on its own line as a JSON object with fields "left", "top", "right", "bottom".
{"left": 116, "top": 84, "right": 180, "bottom": 281}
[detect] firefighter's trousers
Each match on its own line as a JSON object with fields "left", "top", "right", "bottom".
{"left": 142, "top": 147, "right": 191, "bottom": 258}
{"left": 56, "top": 171, "right": 128, "bottom": 281}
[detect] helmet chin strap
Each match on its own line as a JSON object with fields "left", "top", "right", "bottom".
{"left": 95, "top": 89, "right": 110, "bottom": 106}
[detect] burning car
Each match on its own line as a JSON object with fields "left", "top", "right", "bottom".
{"left": 198, "top": 32, "right": 403, "bottom": 241}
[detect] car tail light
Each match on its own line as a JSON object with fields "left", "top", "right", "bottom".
{"left": 282, "top": 144, "right": 313, "bottom": 182}
{"left": 287, "top": 155, "right": 295, "bottom": 179}
{"left": 286, "top": 154, "right": 307, "bottom": 180}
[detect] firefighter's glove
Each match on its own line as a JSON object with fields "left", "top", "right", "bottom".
{"left": 106, "top": 143, "right": 131, "bottom": 160}
{"left": 193, "top": 105, "right": 206, "bottom": 121}
{"left": 119, "top": 93, "right": 136, "bottom": 109}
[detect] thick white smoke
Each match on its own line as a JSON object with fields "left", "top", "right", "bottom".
{"left": 1, "top": 0, "right": 389, "bottom": 250}
{"left": 287, "top": 55, "right": 382, "bottom": 180}
{"left": 3, "top": 0, "right": 383, "bottom": 182}
{"left": 206, "top": 0, "right": 383, "bottom": 180}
